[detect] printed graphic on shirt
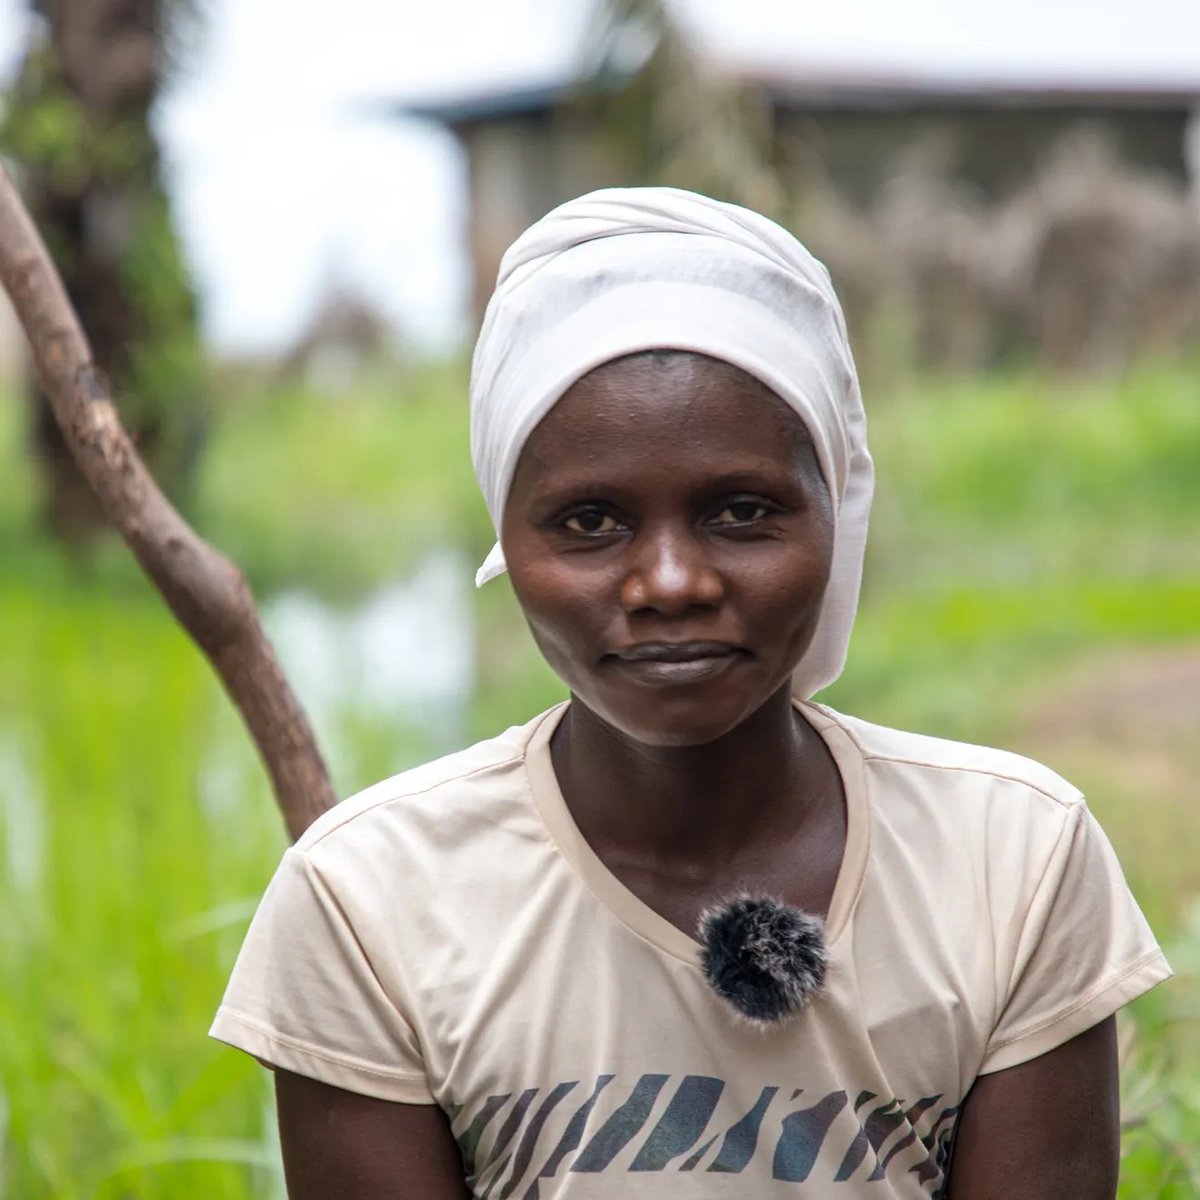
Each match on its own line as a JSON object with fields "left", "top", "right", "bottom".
{"left": 451, "top": 1072, "right": 960, "bottom": 1198}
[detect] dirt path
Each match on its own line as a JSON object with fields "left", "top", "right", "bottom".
{"left": 1024, "top": 644, "right": 1200, "bottom": 755}
{"left": 1018, "top": 642, "right": 1200, "bottom": 925}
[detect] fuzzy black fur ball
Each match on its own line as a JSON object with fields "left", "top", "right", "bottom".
{"left": 698, "top": 896, "right": 828, "bottom": 1027}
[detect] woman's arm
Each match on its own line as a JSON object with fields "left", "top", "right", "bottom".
{"left": 275, "top": 1069, "right": 472, "bottom": 1200}
{"left": 946, "top": 1016, "right": 1119, "bottom": 1199}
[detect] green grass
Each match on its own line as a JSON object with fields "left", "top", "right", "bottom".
{"left": 1119, "top": 904, "right": 1200, "bottom": 1197}
{"left": 863, "top": 365, "right": 1199, "bottom": 590}
{"left": 0, "top": 357, "right": 1197, "bottom": 1195}
{"left": 0, "top": 568, "right": 286, "bottom": 1198}
{"left": 194, "top": 361, "right": 493, "bottom": 600}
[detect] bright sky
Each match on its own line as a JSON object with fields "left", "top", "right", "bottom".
{"left": 687, "top": 0, "right": 1200, "bottom": 85}
{"left": 0, "top": 0, "right": 586, "bottom": 352}
{"left": 1, "top": 0, "right": 1197, "bottom": 354}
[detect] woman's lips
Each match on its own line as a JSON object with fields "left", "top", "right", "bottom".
{"left": 608, "top": 643, "right": 744, "bottom": 686}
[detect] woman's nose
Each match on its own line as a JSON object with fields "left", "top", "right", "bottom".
{"left": 619, "top": 527, "right": 725, "bottom": 616}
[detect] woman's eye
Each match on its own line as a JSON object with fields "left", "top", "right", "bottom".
{"left": 711, "top": 500, "right": 769, "bottom": 525}
{"left": 563, "top": 510, "right": 622, "bottom": 535}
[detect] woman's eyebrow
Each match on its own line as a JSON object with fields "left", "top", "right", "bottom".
{"left": 521, "top": 465, "right": 808, "bottom": 507}
{"left": 694, "top": 467, "right": 807, "bottom": 491}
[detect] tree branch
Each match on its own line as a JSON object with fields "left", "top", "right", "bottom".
{"left": 0, "top": 162, "right": 335, "bottom": 841}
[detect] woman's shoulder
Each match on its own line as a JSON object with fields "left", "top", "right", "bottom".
{"left": 292, "top": 703, "right": 566, "bottom": 857}
{"left": 809, "top": 705, "right": 1164, "bottom": 1003}
{"left": 807, "top": 701, "right": 1084, "bottom": 814}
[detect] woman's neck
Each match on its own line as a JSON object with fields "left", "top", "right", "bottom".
{"left": 549, "top": 686, "right": 831, "bottom": 870}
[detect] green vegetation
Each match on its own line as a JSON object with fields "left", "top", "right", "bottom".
{"left": 195, "top": 361, "right": 491, "bottom": 600}
{"left": 0, "top": 358, "right": 1196, "bottom": 1196}
{"left": 1, "top": 17, "right": 205, "bottom": 532}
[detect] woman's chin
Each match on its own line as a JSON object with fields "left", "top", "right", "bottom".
{"left": 581, "top": 686, "right": 776, "bottom": 750}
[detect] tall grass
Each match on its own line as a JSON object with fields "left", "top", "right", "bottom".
{"left": 0, "top": 562, "right": 285, "bottom": 1198}
{"left": 0, "top": 358, "right": 1196, "bottom": 1196}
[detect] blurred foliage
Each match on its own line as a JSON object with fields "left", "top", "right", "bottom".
{"left": 0, "top": 558, "right": 287, "bottom": 1199}
{"left": 0, "top": 3, "right": 205, "bottom": 539}
{"left": 798, "top": 131, "right": 1200, "bottom": 381}
{"left": 0, "top": 356, "right": 1197, "bottom": 1194}
{"left": 1119, "top": 905, "right": 1200, "bottom": 1196}
{"left": 577, "top": 0, "right": 783, "bottom": 216}
{"left": 194, "top": 360, "right": 489, "bottom": 600}
{"left": 3, "top": 57, "right": 140, "bottom": 186}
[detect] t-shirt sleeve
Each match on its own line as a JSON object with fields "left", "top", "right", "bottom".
{"left": 979, "top": 801, "right": 1172, "bottom": 1075}
{"left": 209, "top": 846, "right": 433, "bottom": 1104}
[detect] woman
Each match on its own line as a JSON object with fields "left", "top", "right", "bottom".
{"left": 212, "top": 188, "right": 1171, "bottom": 1198}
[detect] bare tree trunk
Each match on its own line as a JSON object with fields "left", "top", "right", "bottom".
{"left": 0, "top": 163, "right": 334, "bottom": 842}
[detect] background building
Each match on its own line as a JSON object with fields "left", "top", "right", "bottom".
{"left": 398, "top": 22, "right": 1200, "bottom": 373}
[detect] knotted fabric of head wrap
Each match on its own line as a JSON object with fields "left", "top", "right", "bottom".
{"left": 470, "top": 186, "right": 874, "bottom": 700}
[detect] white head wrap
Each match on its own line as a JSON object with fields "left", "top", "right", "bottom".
{"left": 470, "top": 186, "right": 873, "bottom": 699}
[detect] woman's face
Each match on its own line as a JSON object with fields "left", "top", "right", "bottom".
{"left": 501, "top": 351, "right": 835, "bottom": 747}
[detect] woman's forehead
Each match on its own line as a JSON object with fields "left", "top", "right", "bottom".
{"left": 573, "top": 347, "right": 789, "bottom": 395}
{"left": 515, "top": 351, "right": 818, "bottom": 484}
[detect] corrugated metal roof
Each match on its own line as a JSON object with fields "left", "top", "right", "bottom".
{"left": 385, "top": 0, "right": 1200, "bottom": 125}
{"left": 400, "top": 79, "right": 574, "bottom": 125}
{"left": 391, "top": 67, "right": 1200, "bottom": 130}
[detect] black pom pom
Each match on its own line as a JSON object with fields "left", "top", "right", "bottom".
{"left": 698, "top": 895, "right": 828, "bottom": 1027}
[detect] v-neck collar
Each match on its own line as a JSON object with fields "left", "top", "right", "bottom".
{"left": 523, "top": 700, "right": 870, "bottom": 967}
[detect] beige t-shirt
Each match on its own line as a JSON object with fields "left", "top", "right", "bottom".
{"left": 211, "top": 702, "right": 1170, "bottom": 1198}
